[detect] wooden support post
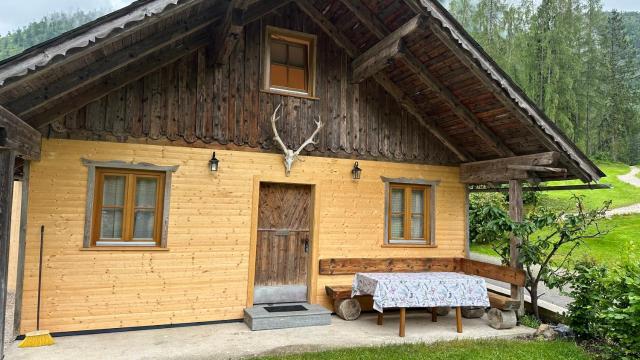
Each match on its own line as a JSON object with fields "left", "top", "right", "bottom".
{"left": 509, "top": 180, "right": 525, "bottom": 316}
{"left": 0, "top": 149, "right": 16, "bottom": 360}
{"left": 455, "top": 306, "right": 463, "bottom": 333}
{"left": 431, "top": 307, "right": 437, "bottom": 322}
{"left": 399, "top": 308, "right": 406, "bottom": 337}
{"left": 377, "top": 312, "right": 384, "bottom": 325}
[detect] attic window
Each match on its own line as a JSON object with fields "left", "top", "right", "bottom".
{"left": 264, "top": 26, "right": 316, "bottom": 98}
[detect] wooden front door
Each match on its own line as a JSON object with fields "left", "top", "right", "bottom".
{"left": 253, "top": 183, "right": 311, "bottom": 304}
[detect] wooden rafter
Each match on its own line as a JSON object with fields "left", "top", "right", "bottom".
{"left": 24, "top": 29, "right": 213, "bottom": 129}
{"left": 295, "top": 0, "right": 471, "bottom": 162}
{"left": 459, "top": 152, "right": 560, "bottom": 184}
{"left": 4, "top": 7, "right": 221, "bottom": 118}
{"left": 242, "top": 0, "right": 292, "bottom": 25}
{"left": 351, "top": 39, "right": 404, "bottom": 84}
{"left": 0, "top": 106, "right": 40, "bottom": 160}
{"left": 342, "top": 1, "right": 513, "bottom": 157}
{"left": 404, "top": 0, "right": 602, "bottom": 182}
{"left": 213, "top": 0, "right": 245, "bottom": 65}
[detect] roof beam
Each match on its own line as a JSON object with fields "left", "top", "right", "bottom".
{"left": 296, "top": 0, "right": 471, "bottom": 162}
{"left": 470, "top": 184, "right": 611, "bottom": 193}
{"left": 212, "top": 0, "right": 245, "bottom": 65}
{"left": 459, "top": 152, "right": 560, "bottom": 184}
{"left": 0, "top": 106, "right": 40, "bottom": 160}
{"left": 24, "top": 29, "right": 212, "bottom": 129}
{"left": 405, "top": 0, "right": 601, "bottom": 182}
{"left": 242, "top": 0, "right": 292, "bottom": 25}
{"left": 5, "top": 6, "right": 221, "bottom": 118}
{"left": 342, "top": 0, "right": 513, "bottom": 158}
{"left": 351, "top": 39, "right": 404, "bottom": 84}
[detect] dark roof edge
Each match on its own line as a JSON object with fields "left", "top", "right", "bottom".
{"left": 419, "top": 0, "right": 605, "bottom": 182}
{"left": 0, "top": 0, "right": 195, "bottom": 86}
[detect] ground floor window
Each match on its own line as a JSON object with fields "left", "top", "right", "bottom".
{"left": 82, "top": 159, "right": 178, "bottom": 248}
{"left": 383, "top": 177, "right": 437, "bottom": 246}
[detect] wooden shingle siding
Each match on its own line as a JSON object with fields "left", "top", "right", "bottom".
{"left": 19, "top": 139, "right": 465, "bottom": 333}
{"left": 49, "top": 3, "right": 458, "bottom": 166}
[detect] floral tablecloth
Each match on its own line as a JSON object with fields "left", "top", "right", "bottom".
{"left": 352, "top": 272, "right": 490, "bottom": 312}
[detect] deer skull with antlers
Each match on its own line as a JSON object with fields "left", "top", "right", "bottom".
{"left": 270, "top": 103, "right": 324, "bottom": 176}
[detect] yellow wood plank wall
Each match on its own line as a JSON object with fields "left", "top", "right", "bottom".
{"left": 8, "top": 181, "right": 21, "bottom": 291}
{"left": 20, "top": 139, "right": 466, "bottom": 333}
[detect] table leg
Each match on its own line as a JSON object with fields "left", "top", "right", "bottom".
{"left": 399, "top": 308, "right": 406, "bottom": 337}
{"left": 377, "top": 312, "right": 384, "bottom": 325}
{"left": 456, "top": 306, "right": 463, "bottom": 333}
{"left": 431, "top": 307, "right": 437, "bottom": 322}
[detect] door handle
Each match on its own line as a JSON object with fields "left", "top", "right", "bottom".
{"left": 304, "top": 239, "right": 309, "bottom": 253}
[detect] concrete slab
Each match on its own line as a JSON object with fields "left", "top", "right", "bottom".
{"left": 5, "top": 312, "right": 535, "bottom": 360}
{"left": 244, "top": 303, "right": 331, "bottom": 330}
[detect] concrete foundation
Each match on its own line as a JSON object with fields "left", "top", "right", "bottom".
{"left": 244, "top": 303, "right": 331, "bottom": 330}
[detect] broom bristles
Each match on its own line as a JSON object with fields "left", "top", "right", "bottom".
{"left": 18, "top": 330, "right": 55, "bottom": 348}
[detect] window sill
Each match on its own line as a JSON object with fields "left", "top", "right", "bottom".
{"left": 80, "top": 247, "right": 169, "bottom": 252}
{"left": 381, "top": 243, "right": 437, "bottom": 248}
{"left": 260, "top": 89, "right": 319, "bottom": 101}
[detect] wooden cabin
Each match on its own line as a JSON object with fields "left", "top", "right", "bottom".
{"left": 0, "top": 0, "right": 604, "bottom": 346}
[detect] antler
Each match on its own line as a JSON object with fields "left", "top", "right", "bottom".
{"left": 294, "top": 116, "right": 324, "bottom": 157}
{"left": 270, "top": 103, "right": 288, "bottom": 154}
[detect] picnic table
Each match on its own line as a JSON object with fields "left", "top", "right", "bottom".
{"left": 352, "top": 272, "right": 490, "bottom": 337}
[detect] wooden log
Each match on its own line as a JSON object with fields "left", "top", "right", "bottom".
{"left": 0, "top": 149, "right": 16, "bottom": 360}
{"left": 488, "top": 292, "right": 521, "bottom": 311}
{"left": 459, "top": 152, "right": 560, "bottom": 184}
{"left": 461, "top": 307, "right": 485, "bottom": 319}
{"left": 0, "top": 106, "right": 40, "bottom": 160}
{"left": 427, "top": 306, "right": 451, "bottom": 316}
{"left": 334, "top": 298, "right": 361, "bottom": 321}
{"left": 487, "top": 308, "right": 517, "bottom": 329}
{"left": 509, "top": 180, "right": 525, "bottom": 316}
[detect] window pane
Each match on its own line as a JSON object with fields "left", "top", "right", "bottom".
{"left": 270, "top": 41, "right": 287, "bottom": 64}
{"left": 133, "top": 210, "right": 155, "bottom": 240}
{"left": 391, "top": 215, "right": 404, "bottom": 238}
{"left": 270, "top": 64, "right": 288, "bottom": 88}
{"left": 411, "top": 214, "right": 424, "bottom": 239}
{"left": 412, "top": 190, "right": 424, "bottom": 214}
{"left": 136, "top": 177, "right": 158, "bottom": 208}
{"left": 288, "top": 44, "right": 306, "bottom": 67}
{"left": 287, "top": 67, "right": 306, "bottom": 91}
{"left": 391, "top": 189, "right": 404, "bottom": 213}
{"left": 102, "top": 175, "right": 125, "bottom": 206}
{"left": 100, "top": 208, "right": 123, "bottom": 239}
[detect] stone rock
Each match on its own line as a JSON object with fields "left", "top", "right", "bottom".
{"left": 461, "top": 307, "right": 485, "bottom": 319}
{"left": 535, "top": 323, "right": 573, "bottom": 340}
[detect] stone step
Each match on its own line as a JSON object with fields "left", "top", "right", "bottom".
{"left": 244, "top": 303, "right": 332, "bottom": 331}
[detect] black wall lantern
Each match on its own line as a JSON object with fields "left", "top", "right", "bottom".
{"left": 209, "top": 152, "right": 219, "bottom": 173}
{"left": 351, "top": 161, "right": 362, "bottom": 180}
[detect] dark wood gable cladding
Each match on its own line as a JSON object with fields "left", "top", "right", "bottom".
{"left": 47, "top": 3, "right": 459, "bottom": 165}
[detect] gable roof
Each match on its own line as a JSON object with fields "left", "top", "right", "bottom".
{"left": 0, "top": 0, "right": 604, "bottom": 183}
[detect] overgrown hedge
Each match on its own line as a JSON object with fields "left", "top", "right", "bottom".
{"left": 566, "top": 259, "right": 640, "bottom": 359}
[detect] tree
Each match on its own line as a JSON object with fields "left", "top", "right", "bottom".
{"left": 477, "top": 195, "right": 610, "bottom": 319}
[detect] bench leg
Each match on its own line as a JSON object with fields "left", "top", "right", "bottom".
{"left": 431, "top": 307, "right": 437, "bottom": 322}
{"left": 377, "top": 312, "right": 384, "bottom": 326}
{"left": 456, "top": 306, "right": 463, "bottom": 333}
{"left": 399, "top": 308, "right": 406, "bottom": 337}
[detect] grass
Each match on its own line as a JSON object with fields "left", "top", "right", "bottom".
{"left": 257, "top": 339, "right": 592, "bottom": 360}
{"left": 471, "top": 213, "right": 640, "bottom": 266}
{"left": 537, "top": 162, "right": 640, "bottom": 211}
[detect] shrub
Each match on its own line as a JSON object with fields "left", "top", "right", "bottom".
{"left": 469, "top": 192, "right": 510, "bottom": 244}
{"left": 565, "top": 259, "right": 640, "bottom": 359}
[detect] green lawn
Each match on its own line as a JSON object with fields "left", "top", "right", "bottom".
{"left": 537, "top": 162, "right": 640, "bottom": 211}
{"left": 471, "top": 213, "right": 640, "bottom": 266}
{"left": 257, "top": 339, "right": 591, "bottom": 360}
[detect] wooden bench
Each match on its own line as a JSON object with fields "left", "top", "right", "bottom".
{"left": 321, "top": 257, "right": 525, "bottom": 329}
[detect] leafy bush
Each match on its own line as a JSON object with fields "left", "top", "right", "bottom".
{"left": 565, "top": 259, "right": 640, "bottom": 359}
{"left": 469, "top": 193, "right": 510, "bottom": 244}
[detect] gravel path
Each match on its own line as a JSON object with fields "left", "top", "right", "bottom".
{"left": 605, "top": 165, "right": 640, "bottom": 217}
{"left": 618, "top": 165, "right": 640, "bottom": 187}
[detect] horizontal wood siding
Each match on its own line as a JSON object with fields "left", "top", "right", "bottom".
{"left": 19, "top": 139, "right": 465, "bottom": 333}
{"left": 49, "top": 3, "right": 457, "bottom": 165}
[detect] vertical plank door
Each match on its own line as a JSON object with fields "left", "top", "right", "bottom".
{"left": 253, "top": 183, "right": 311, "bottom": 304}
